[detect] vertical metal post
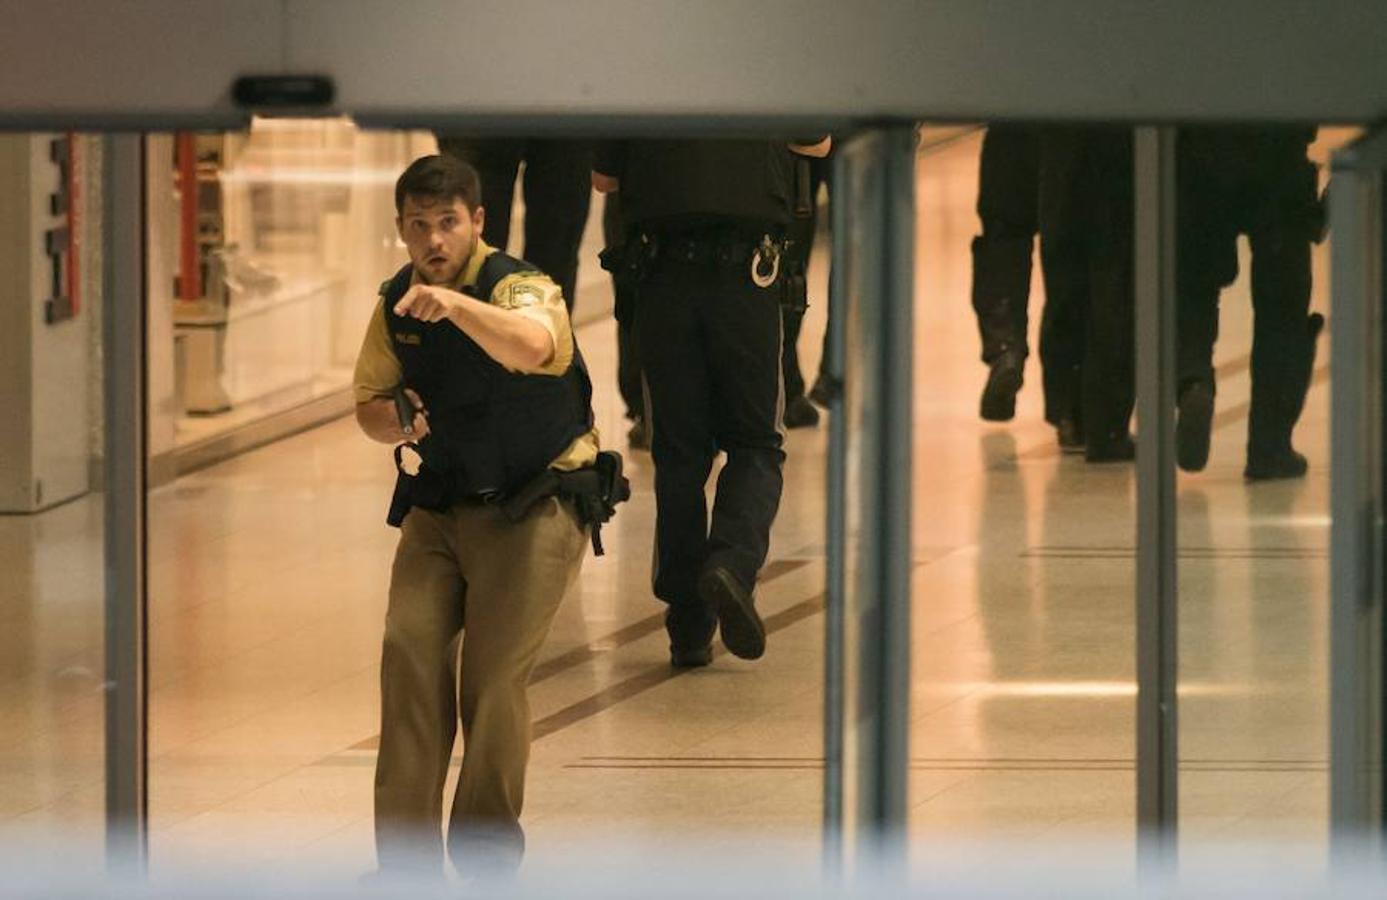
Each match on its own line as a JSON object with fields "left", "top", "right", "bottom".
{"left": 103, "top": 133, "right": 148, "bottom": 874}
{"left": 823, "top": 149, "right": 849, "bottom": 873}
{"left": 832, "top": 125, "right": 915, "bottom": 876}
{"left": 1329, "top": 131, "right": 1386, "bottom": 856}
{"left": 1133, "top": 126, "right": 1179, "bottom": 870}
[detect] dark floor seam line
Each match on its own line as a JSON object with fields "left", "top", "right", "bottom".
{"left": 531, "top": 591, "right": 828, "bottom": 741}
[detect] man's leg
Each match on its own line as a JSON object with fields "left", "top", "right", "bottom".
{"left": 374, "top": 510, "right": 465, "bottom": 873}
{"left": 1037, "top": 129, "right": 1088, "bottom": 449}
{"left": 447, "top": 499, "right": 587, "bottom": 873}
{"left": 520, "top": 139, "right": 594, "bottom": 311}
{"left": 636, "top": 263, "right": 719, "bottom": 664}
{"left": 602, "top": 194, "right": 648, "bottom": 447}
{"left": 1174, "top": 152, "right": 1236, "bottom": 472}
{"left": 1065, "top": 128, "right": 1135, "bottom": 462}
{"left": 1246, "top": 165, "right": 1316, "bottom": 479}
{"left": 973, "top": 125, "right": 1040, "bottom": 421}
{"left": 705, "top": 265, "right": 786, "bottom": 660}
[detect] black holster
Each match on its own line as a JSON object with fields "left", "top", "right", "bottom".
{"left": 500, "top": 450, "right": 631, "bottom": 556}
{"left": 781, "top": 249, "right": 808, "bottom": 314}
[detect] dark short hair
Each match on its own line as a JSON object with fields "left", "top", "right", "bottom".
{"left": 394, "top": 154, "right": 482, "bottom": 215}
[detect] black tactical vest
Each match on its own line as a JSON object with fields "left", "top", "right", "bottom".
{"left": 618, "top": 139, "right": 795, "bottom": 228}
{"left": 382, "top": 251, "right": 594, "bottom": 498}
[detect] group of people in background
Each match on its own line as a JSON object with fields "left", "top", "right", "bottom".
{"left": 433, "top": 137, "right": 837, "bottom": 451}
{"left": 968, "top": 124, "right": 1326, "bottom": 479}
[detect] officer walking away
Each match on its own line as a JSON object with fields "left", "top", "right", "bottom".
{"left": 595, "top": 135, "right": 831, "bottom": 668}
{"left": 1037, "top": 126, "right": 1136, "bottom": 461}
{"left": 1175, "top": 126, "right": 1325, "bottom": 479}
{"left": 354, "top": 155, "right": 627, "bottom": 876}
{"left": 437, "top": 136, "right": 594, "bottom": 311}
{"left": 970, "top": 125, "right": 1041, "bottom": 423}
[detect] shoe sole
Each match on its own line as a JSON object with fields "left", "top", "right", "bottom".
{"left": 670, "top": 645, "right": 713, "bottom": 668}
{"left": 1176, "top": 389, "right": 1213, "bottom": 472}
{"left": 699, "top": 568, "right": 766, "bottom": 661}
{"left": 1244, "top": 461, "right": 1309, "bottom": 481}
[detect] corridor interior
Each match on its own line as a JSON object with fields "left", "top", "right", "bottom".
{"left": 1, "top": 128, "right": 1342, "bottom": 876}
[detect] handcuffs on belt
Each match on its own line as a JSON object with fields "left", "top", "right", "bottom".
{"left": 750, "top": 234, "right": 781, "bottom": 288}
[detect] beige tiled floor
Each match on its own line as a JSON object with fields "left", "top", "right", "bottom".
{"left": 1, "top": 129, "right": 1339, "bottom": 877}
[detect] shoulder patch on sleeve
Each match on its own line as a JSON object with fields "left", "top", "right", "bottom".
{"left": 508, "top": 281, "right": 547, "bottom": 308}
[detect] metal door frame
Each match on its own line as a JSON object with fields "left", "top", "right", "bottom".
{"left": 102, "top": 133, "right": 149, "bottom": 873}
{"left": 1330, "top": 125, "right": 1387, "bottom": 854}
{"left": 823, "top": 125, "right": 917, "bottom": 876}
{"left": 1133, "top": 126, "right": 1181, "bottom": 870}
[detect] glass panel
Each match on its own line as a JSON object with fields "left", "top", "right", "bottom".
{"left": 908, "top": 124, "right": 1138, "bottom": 867}
{"left": 1176, "top": 125, "right": 1360, "bottom": 866}
{"left": 145, "top": 128, "right": 831, "bottom": 874}
{"left": 0, "top": 133, "right": 107, "bottom": 867}
{"left": 141, "top": 121, "right": 436, "bottom": 467}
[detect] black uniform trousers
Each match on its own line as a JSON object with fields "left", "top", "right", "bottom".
{"left": 1038, "top": 128, "right": 1135, "bottom": 444}
{"left": 1177, "top": 128, "right": 1318, "bottom": 455}
{"left": 972, "top": 125, "right": 1040, "bottom": 364}
{"left": 781, "top": 156, "right": 831, "bottom": 401}
{"left": 635, "top": 246, "right": 787, "bottom": 608}
{"left": 603, "top": 193, "right": 645, "bottom": 421}
{"left": 436, "top": 137, "right": 593, "bottom": 310}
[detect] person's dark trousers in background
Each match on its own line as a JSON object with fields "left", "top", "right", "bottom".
{"left": 636, "top": 248, "right": 786, "bottom": 623}
{"left": 436, "top": 137, "right": 593, "bottom": 311}
{"left": 971, "top": 126, "right": 1040, "bottom": 421}
{"left": 973, "top": 125, "right": 1040, "bottom": 363}
{"left": 602, "top": 193, "right": 645, "bottom": 428}
{"left": 1176, "top": 126, "right": 1321, "bottom": 477}
{"left": 1037, "top": 127, "right": 1136, "bottom": 460}
{"left": 781, "top": 159, "right": 830, "bottom": 405}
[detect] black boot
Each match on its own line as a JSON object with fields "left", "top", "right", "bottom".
{"left": 1245, "top": 312, "right": 1322, "bottom": 482}
{"left": 698, "top": 563, "right": 765, "bottom": 661}
{"left": 1244, "top": 448, "right": 1308, "bottom": 481}
{"left": 1086, "top": 431, "right": 1136, "bottom": 463}
{"left": 980, "top": 350, "right": 1025, "bottom": 422}
{"left": 783, "top": 394, "right": 821, "bottom": 429}
{"left": 1176, "top": 380, "right": 1215, "bottom": 472}
{"left": 666, "top": 601, "right": 716, "bottom": 668}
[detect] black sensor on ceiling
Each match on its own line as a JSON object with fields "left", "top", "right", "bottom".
{"left": 232, "top": 75, "right": 335, "bottom": 110}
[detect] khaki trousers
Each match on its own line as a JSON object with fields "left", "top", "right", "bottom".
{"left": 374, "top": 496, "right": 587, "bottom": 873}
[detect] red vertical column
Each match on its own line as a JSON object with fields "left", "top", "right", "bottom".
{"left": 176, "top": 132, "right": 202, "bottom": 300}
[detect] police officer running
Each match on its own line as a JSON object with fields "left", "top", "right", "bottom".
{"left": 595, "top": 136, "right": 830, "bottom": 668}
{"left": 354, "top": 154, "right": 625, "bottom": 876}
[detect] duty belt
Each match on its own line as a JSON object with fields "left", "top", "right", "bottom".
{"left": 638, "top": 231, "right": 786, "bottom": 287}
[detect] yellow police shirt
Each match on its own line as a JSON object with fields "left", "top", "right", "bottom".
{"left": 352, "top": 239, "right": 600, "bottom": 471}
